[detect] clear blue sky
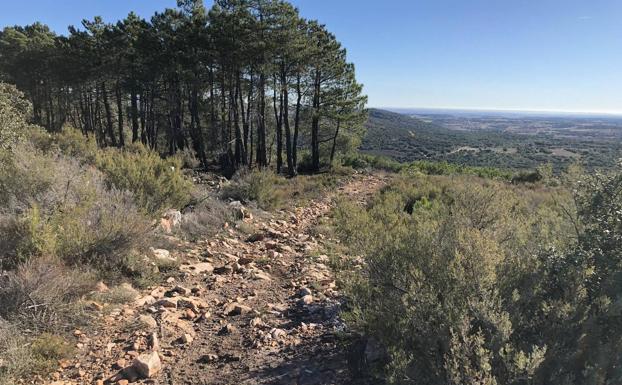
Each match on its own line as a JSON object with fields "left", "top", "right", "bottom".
{"left": 2, "top": 0, "right": 622, "bottom": 113}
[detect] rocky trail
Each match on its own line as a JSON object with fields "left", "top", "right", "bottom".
{"left": 48, "top": 173, "right": 388, "bottom": 385}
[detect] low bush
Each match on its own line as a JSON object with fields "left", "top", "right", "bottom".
{"left": 342, "top": 153, "right": 520, "bottom": 178}
{"left": 0, "top": 143, "right": 151, "bottom": 270}
{"left": 0, "top": 323, "right": 73, "bottom": 384}
{"left": 29, "top": 333, "right": 74, "bottom": 372}
{"left": 96, "top": 143, "right": 193, "bottom": 215}
{"left": 53, "top": 128, "right": 99, "bottom": 163}
{"left": 221, "top": 169, "right": 284, "bottom": 210}
{"left": 93, "top": 283, "right": 139, "bottom": 305}
{"left": 0, "top": 257, "right": 94, "bottom": 331}
{"left": 342, "top": 153, "right": 404, "bottom": 172}
{"left": 26, "top": 127, "right": 193, "bottom": 216}
{"left": 175, "top": 197, "right": 236, "bottom": 241}
{"left": 222, "top": 169, "right": 344, "bottom": 211}
{"left": 0, "top": 83, "right": 30, "bottom": 152}
{"left": 404, "top": 160, "right": 513, "bottom": 179}
{"left": 0, "top": 322, "right": 32, "bottom": 384}
{"left": 174, "top": 147, "right": 202, "bottom": 169}
{"left": 334, "top": 174, "right": 574, "bottom": 384}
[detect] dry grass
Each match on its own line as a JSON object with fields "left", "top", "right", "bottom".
{"left": 175, "top": 197, "right": 235, "bottom": 241}
{"left": 221, "top": 169, "right": 346, "bottom": 211}
{"left": 0, "top": 323, "right": 74, "bottom": 384}
{"left": 0, "top": 257, "right": 94, "bottom": 332}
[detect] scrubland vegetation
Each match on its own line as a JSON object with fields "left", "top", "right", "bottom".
{"left": 1, "top": 1, "right": 620, "bottom": 384}
{"left": 3, "top": 75, "right": 620, "bottom": 385}
{"left": 0, "top": 80, "right": 352, "bottom": 383}
{"left": 333, "top": 166, "right": 622, "bottom": 384}
{"left": 0, "top": 83, "right": 196, "bottom": 382}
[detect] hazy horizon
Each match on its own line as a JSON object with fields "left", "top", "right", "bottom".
{"left": 377, "top": 106, "right": 622, "bottom": 118}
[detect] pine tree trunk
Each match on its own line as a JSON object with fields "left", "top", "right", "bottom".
{"left": 273, "top": 77, "right": 283, "bottom": 174}
{"left": 101, "top": 81, "right": 117, "bottom": 146}
{"left": 311, "top": 70, "right": 321, "bottom": 172}
{"left": 115, "top": 81, "right": 125, "bottom": 147}
{"left": 257, "top": 73, "right": 267, "bottom": 167}
{"left": 330, "top": 120, "right": 340, "bottom": 165}
{"left": 140, "top": 90, "right": 147, "bottom": 144}
{"left": 232, "top": 75, "right": 243, "bottom": 166}
{"left": 208, "top": 67, "right": 217, "bottom": 152}
{"left": 293, "top": 74, "right": 302, "bottom": 170}
{"left": 190, "top": 84, "right": 207, "bottom": 168}
{"left": 281, "top": 70, "right": 295, "bottom": 177}
{"left": 131, "top": 86, "right": 139, "bottom": 143}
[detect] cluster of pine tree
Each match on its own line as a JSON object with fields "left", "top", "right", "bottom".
{"left": 0, "top": 0, "right": 367, "bottom": 175}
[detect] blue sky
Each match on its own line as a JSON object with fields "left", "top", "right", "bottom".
{"left": 2, "top": 0, "right": 622, "bottom": 113}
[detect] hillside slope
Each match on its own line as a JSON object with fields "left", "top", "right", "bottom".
{"left": 362, "top": 108, "right": 622, "bottom": 170}
{"left": 362, "top": 109, "right": 461, "bottom": 162}
{"left": 361, "top": 108, "right": 513, "bottom": 163}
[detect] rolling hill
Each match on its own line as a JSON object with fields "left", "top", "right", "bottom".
{"left": 361, "top": 108, "right": 622, "bottom": 170}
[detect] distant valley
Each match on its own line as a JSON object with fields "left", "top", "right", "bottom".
{"left": 363, "top": 108, "right": 622, "bottom": 170}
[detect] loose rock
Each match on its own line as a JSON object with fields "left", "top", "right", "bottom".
{"left": 223, "top": 303, "right": 253, "bottom": 316}
{"left": 138, "top": 315, "right": 158, "bottom": 330}
{"left": 300, "top": 295, "right": 314, "bottom": 305}
{"left": 131, "top": 351, "right": 162, "bottom": 379}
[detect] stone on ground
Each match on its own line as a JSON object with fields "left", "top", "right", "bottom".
{"left": 131, "top": 351, "right": 162, "bottom": 379}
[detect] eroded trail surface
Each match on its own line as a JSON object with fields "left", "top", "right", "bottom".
{"left": 54, "top": 172, "right": 388, "bottom": 385}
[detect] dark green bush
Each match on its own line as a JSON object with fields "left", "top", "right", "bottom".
{"left": 0, "top": 323, "right": 74, "bottom": 384}
{"left": 404, "top": 160, "right": 513, "bottom": 179}
{"left": 0, "top": 83, "right": 31, "bottom": 152}
{"left": 341, "top": 153, "right": 404, "bottom": 172}
{"left": 221, "top": 169, "right": 284, "bottom": 210}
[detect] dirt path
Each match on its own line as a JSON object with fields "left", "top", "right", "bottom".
{"left": 51, "top": 172, "right": 388, "bottom": 385}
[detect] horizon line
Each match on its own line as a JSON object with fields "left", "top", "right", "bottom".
{"left": 371, "top": 106, "right": 622, "bottom": 116}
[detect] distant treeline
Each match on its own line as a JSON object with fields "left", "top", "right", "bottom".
{"left": 0, "top": 0, "right": 367, "bottom": 175}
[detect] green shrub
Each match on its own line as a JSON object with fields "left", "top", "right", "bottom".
{"left": 0, "top": 142, "right": 58, "bottom": 213}
{"left": 96, "top": 143, "right": 193, "bottom": 215}
{"left": 221, "top": 169, "right": 284, "bottom": 210}
{"left": 0, "top": 325, "right": 73, "bottom": 384}
{"left": 29, "top": 333, "right": 74, "bottom": 371}
{"left": 0, "top": 205, "right": 56, "bottom": 268}
{"left": 222, "top": 169, "right": 344, "bottom": 211}
{"left": 0, "top": 83, "right": 31, "bottom": 152}
{"left": 0, "top": 142, "right": 150, "bottom": 271}
{"left": 334, "top": 174, "right": 572, "bottom": 384}
{"left": 53, "top": 128, "right": 99, "bottom": 163}
{"left": 342, "top": 153, "right": 404, "bottom": 172}
{"left": 0, "top": 322, "right": 31, "bottom": 385}
{"left": 341, "top": 153, "right": 370, "bottom": 169}
{"left": 403, "top": 160, "right": 513, "bottom": 179}
{"left": 174, "top": 147, "right": 201, "bottom": 169}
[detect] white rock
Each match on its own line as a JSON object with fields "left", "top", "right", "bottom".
{"left": 150, "top": 248, "right": 176, "bottom": 262}
{"left": 181, "top": 333, "right": 194, "bottom": 344}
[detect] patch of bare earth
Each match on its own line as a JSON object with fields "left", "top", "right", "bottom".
{"left": 47, "top": 172, "right": 388, "bottom": 385}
